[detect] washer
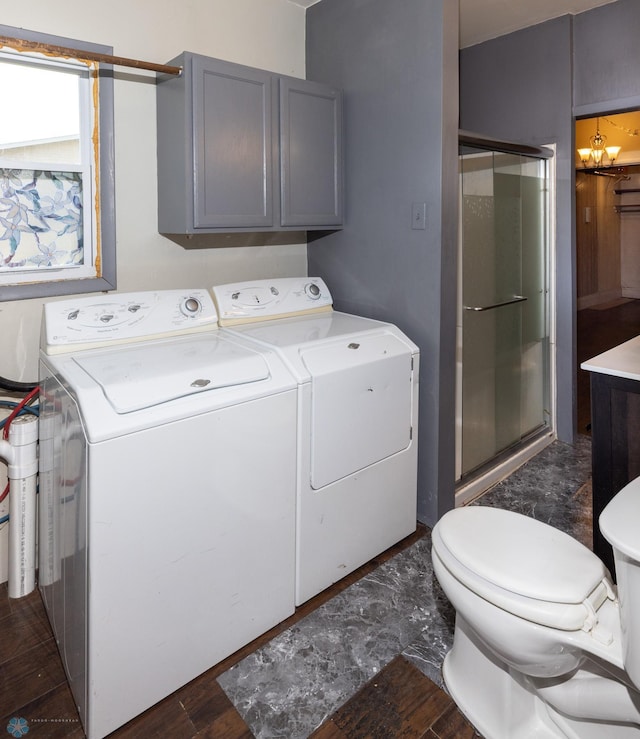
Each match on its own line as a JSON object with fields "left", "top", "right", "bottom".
{"left": 38, "top": 289, "right": 297, "bottom": 739}
{"left": 212, "top": 277, "right": 420, "bottom": 605}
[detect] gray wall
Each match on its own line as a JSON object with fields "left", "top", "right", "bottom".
{"left": 460, "top": 0, "right": 640, "bottom": 448}
{"left": 305, "top": 0, "right": 640, "bottom": 528}
{"left": 459, "top": 17, "right": 575, "bottom": 443}
{"left": 574, "top": 0, "right": 640, "bottom": 115}
{"left": 306, "top": 0, "right": 459, "bottom": 526}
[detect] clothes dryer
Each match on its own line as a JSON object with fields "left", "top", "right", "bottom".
{"left": 212, "top": 278, "right": 419, "bottom": 605}
{"left": 38, "top": 289, "right": 297, "bottom": 739}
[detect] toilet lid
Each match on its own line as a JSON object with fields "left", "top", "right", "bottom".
{"left": 435, "top": 506, "right": 610, "bottom": 630}
{"left": 599, "top": 476, "right": 640, "bottom": 560}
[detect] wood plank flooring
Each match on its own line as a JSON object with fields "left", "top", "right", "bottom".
{"left": 310, "top": 656, "right": 476, "bottom": 739}
{"left": 0, "top": 527, "right": 476, "bottom": 738}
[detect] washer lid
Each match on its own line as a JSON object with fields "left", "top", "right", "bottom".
{"left": 73, "top": 334, "right": 270, "bottom": 413}
{"left": 436, "top": 506, "right": 608, "bottom": 605}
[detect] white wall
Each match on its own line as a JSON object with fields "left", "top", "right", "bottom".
{"left": 0, "top": 0, "right": 308, "bottom": 582}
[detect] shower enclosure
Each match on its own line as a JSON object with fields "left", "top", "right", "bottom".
{"left": 456, "top": 132, "right": 554, "bottom": 499}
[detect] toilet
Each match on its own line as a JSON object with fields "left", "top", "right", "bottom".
{"left": 431, "top": 476, "right": 640, "bottom": 738}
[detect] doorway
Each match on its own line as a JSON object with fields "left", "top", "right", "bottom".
{"left": 455, "top": 133, "right": 554, "bottom": 504}
{"left": 575, "top": 112, "right": 640, "bottom": 434}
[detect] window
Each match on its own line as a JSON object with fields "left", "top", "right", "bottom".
{"left": 0, "top": 25, "right": 115, "bottom": 301}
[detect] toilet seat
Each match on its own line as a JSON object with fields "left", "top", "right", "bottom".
{"left": 433, "top": 506, "right": 614, "bottom": 632}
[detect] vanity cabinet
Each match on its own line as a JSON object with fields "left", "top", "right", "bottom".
{"left": 156, "top": 52, "right": 343, "bottom": 233}
{"left": 582, "top": 336, "right": 640, "bottom": 578}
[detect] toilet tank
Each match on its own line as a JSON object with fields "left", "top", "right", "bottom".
{"left": 600, "top": 476, "right": 640, "bottom": 689}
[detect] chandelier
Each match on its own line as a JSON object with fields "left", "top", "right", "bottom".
{"left": 578, "top": 119, "right": 621, "bottom": 167}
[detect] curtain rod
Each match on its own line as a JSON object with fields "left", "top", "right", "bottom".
{"left": 0, "top": 34, "right": 182, "bottom": 76}
{"left": 459, "top": 129, "right": 553, "bottom": 160}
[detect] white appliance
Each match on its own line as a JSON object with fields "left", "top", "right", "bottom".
{"left": 212, "top": 277, "right": 420, "bottom": 605}
{"left": 38, "top": 290, "right": 297, "bottom": 739}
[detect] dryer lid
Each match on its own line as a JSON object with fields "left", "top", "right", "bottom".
{"left": 436, "top": 506, "right": 608, "bottom": 606}
{"left": 73, "top": 334, "right": 270, "bottom": 413}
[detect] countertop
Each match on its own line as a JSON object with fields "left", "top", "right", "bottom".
{"left": 581, "top": 334, "right": 640, "bottom": 381}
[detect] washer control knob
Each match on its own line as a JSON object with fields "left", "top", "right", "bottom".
{"left": 181, "top": 297, "right": 202, "bottom": 316}
{"left": 305, "top": 282, "right": 321, "bottom": 300}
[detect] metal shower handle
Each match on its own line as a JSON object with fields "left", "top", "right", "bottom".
{"left": 464, "top": 296, "right": 528, "bottom": 312}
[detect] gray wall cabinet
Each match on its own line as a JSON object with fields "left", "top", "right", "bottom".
{"left": 157, "top": 52, "right": 343, "bottom": 234}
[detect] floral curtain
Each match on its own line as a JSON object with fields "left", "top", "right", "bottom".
{"left": 0, "top": 168, "right": 83, "bottom": 270}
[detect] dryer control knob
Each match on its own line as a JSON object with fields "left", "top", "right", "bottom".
{"left": 305, "top": 282, "right": 321, "bottom": 300}
{"left": 181, "top": 297, "right": 202, "bottom": 317}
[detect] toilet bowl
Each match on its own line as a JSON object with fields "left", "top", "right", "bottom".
{"left": 432, "top": 477, "right": 640, "bottom": 738}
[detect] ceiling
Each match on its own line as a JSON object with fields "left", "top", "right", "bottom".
{"left": 286, "top": 0, "right": 619, "bottom": 48}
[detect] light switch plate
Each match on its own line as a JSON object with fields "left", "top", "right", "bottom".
{"left": 412, "top": 202, "right": 426, "bottom": 230}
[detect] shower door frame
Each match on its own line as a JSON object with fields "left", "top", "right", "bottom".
{"left": 455, "top": 132, "right": 557, "bottom": 506}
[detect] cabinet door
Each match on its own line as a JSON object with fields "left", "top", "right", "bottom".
{"left": 279, "top": 78, "right": 343, "bottom": 228}
{"left": 193, "top": 56, "right": 274, "bottom": 229}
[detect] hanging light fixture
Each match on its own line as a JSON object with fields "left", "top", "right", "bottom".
{"left": 578, "top": 118, "right": 621, "bottom": 167}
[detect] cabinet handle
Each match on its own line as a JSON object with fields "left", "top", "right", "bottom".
{"left": 464, "top": 296, "right": 528, "bottom": 312}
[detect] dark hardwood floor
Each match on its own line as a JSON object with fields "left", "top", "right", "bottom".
{"left": 577, "top": 298, "right": 640, "bottom": 434}
{"left": 309, "top": 656, "right": 476, "bottom": 739}
{"left": 0, "top": 526, "right": 475, "bottom": 738}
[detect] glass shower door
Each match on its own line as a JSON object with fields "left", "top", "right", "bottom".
{"left": 457, "top": 149, "right": 550, "bottom": 481}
